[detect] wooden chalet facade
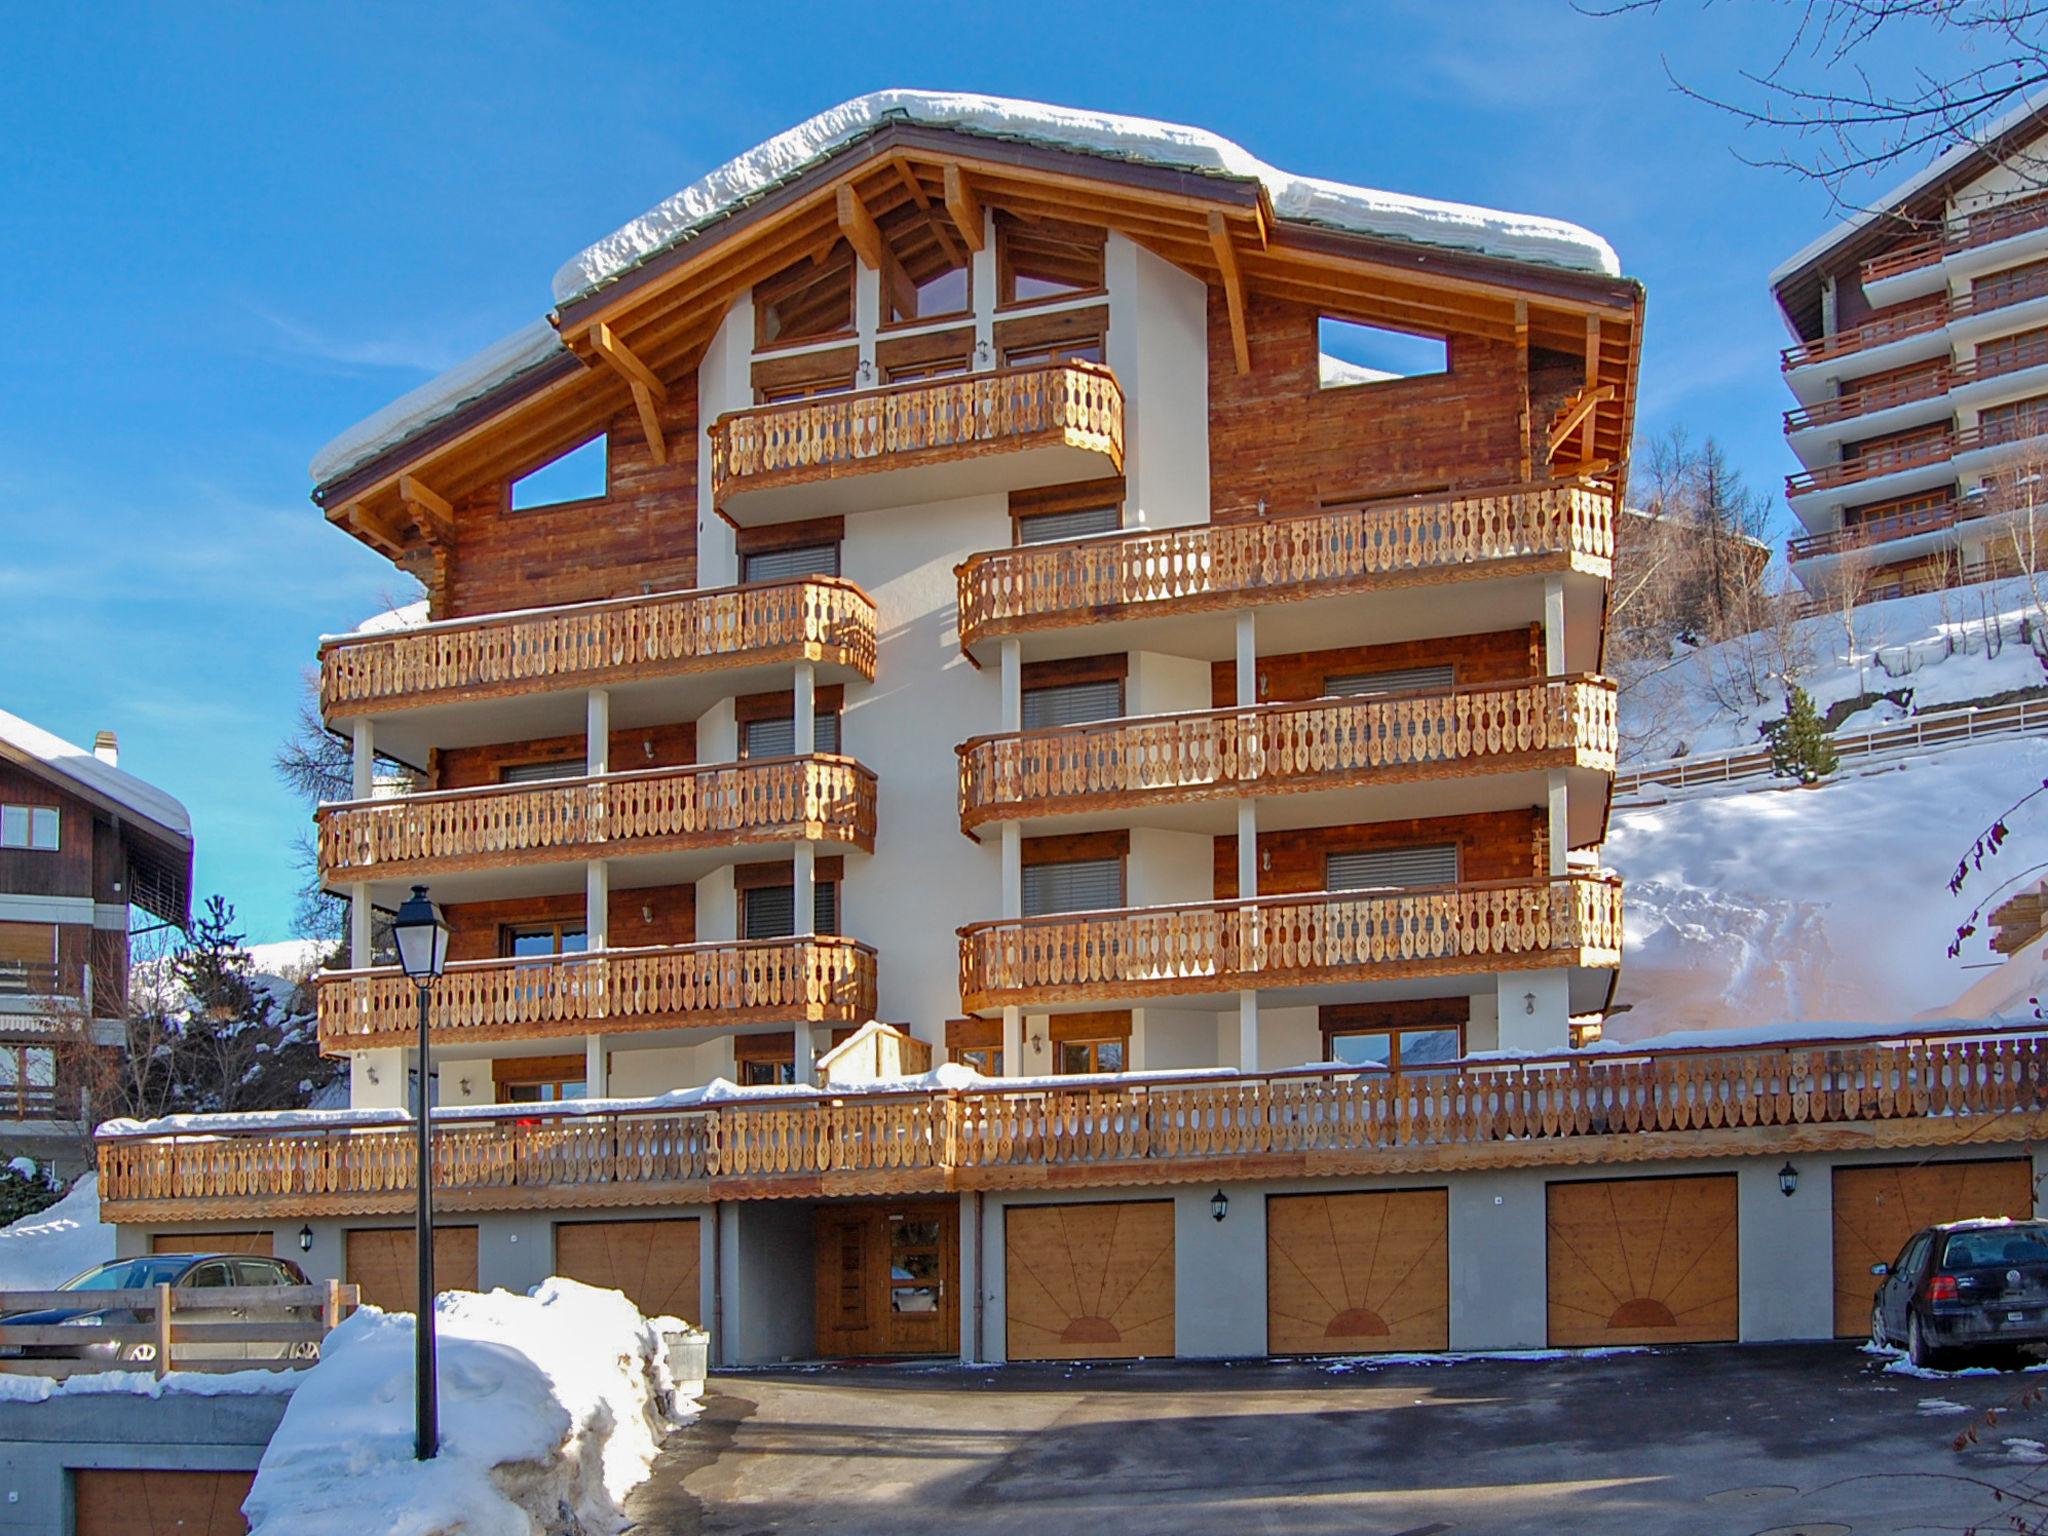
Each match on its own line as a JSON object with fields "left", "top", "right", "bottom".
{"left": 100, "top": 94, "right": 2048, "bottom": 1364}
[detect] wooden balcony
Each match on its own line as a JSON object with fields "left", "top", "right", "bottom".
{"left": 707, "top": 362, "right": 1123, "bottom": 523}
{"left": 1781, "top": 299, "right": 1949, "bottom": 371}
{"left": 1782, "top": 366, "right": 1952, "bottom": 434}
{"left": 1787, "top": 500, "right": 1964, "bottom": 562}
{"left": 1785, "top": 433, "right": 1957, "bottom": 498}
{"left": 956, "top": 874, "right": 1623, "bottom": 1013}
{"left": 956, "top": 676, "right": 1618, "bottom": 833}
{"left": 319, "top": 578, "right": 877, "bottom": 722}
{"left": 316, "top": 755, "right": 877, "bottom": 887}
{"left": 955, "top": 479, "right": 1614, "bottom": 654}
{"left": 316, "top": 937, "right": 879, "bottom": 1052}
{"left": 1860, "top": 197, "right": 2048, "bottom": 289}
{"left": 95, "top": 1027, "right": 2048, "bottom": 1221}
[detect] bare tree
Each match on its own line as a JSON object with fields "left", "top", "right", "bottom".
{"left": 275, "top": 669, "right": 413, "bottom": 945}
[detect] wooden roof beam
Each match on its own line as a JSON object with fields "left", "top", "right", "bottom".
{"left": 944, "top": 164, "right": 985, "bottom": 252}
{"left": 333, "top": 497, "right": 411, "bottom": 559}
{"left": 837, "top": 184, "right": 886, "bottom": 271}
{"left": 589, "top": 322, "right": 669, "bottom": 467}
{"left": 891, "top": 160, "right": 965, "bottom": 269}
{"left": 1546, "top": 385, "right": 1615, "bottom": 463}
{"left": 1208, "top": 211, "right": 1251, "bottom": 375}
{"left": 397, "top": 474, "right": 455, "bottom": 548}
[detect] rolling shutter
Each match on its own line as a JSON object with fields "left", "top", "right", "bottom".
{"left": 498, "top": 759, "right": 584, "bottom": 785}
{"left": 1021, "top": 680, "right": 1124, "bottom": 730}
{"left": 1326, "top": 844, "right": 1458, "bottom": 891}
{"left": 1016, "top": 505, "right": 1119, "bottom": 545}
{"left": 743, "top": 883, "right": 838, "bottom": 939}
{"left": 1022, "top": 858, "right": 1122, "bottom": 917}
{"left": 742, "top": 543, "right": 840, "bottom": 584}
{"left": 743, "top": 713, "right": 841, "bottom": 758}
{"left": 1326, "top": 664, "right": 1454, "bottom": 698}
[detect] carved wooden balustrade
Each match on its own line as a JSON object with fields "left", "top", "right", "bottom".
{"left": 708, "top": 362, "right": 1123, "bottom": 507}
{"left": 957, "top": 875, "right": 1623, "bottom": 1011}
{"left": 957, "top": 676, "right": 1617, "bottom": 831}
{"left": 316, "top": 937, "right": 879, "bottom": 1051}
{"left": 955, "top": 479, "right": 1615, "bottom": 651}
{"left": 319, "top": 578, "right": 878, "bottom": 718}
{"left": 316, "top": 755, "right": 877, "bottom": 882}
{"left": 96, "top": 1028, "right": 2048, "bottom": 1220}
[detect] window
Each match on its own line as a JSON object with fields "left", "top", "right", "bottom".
{"left": 1326, "top": 844, "right": 1459, "bottom": 892}
{"left": 742, "top": 1058, "right": 794, "bottom": 1087}
{"left": 997, "top": 213, "right": 1106, "bottom": 306}
{"left": 494, "top": 1054, "right": 587, "bottom": 1104}
{"left": 511, "top": 435, "right": 608, "bottom": 510}
{"left": 1325, "top": 665, "right": 1455, "bottom": 699}
{"left": 884, "top": 354, "right": 971, "bottom": 384}
{"left": 186, "top": 1262, "right": 234, "bottom": 1290}
{"left": 742, "top": 881, "right": 839, "bottom": 939}
{"left": 1327, "top": 1024, "right": 1463, "bottom": 1071}
{"left": 951, "top": 1046, "right": 1003, "bottom": 1076}
{"left": 503, "top": 1077, "right": 587, "bottom": 1104}
{"left": 1016, "top": 504, "right": 1119, "bottom": 546}
{"left": 741, "top": 711, "right": 841, "bottom": 759}
{"left": 742, "top": 542, "right": 841, "bottom": 585}
{"left": 0, "top": 806, "right": 58, "bottom": 851}
{"left": 1317, "top": 316, "right": 1448, "bottom": 389}
{"left": 498, "top": 760, "right": 586, "bottom": 786}
{"left": 1058, "top": 1037, "right": 1125, "bottom": 1074}
{"left": 1003, "top": 338, "right": 1105, "bottom": 368}
{"left": 501, "top": 922, "right": 587, "bottom": 958}
{"left": 1942, "top": 1226, "right": 2048, "bottom": 1268}
{"left": 1021, "top": 858, "right": 1122, "bottom": 917}
{"left": 234, "top": 1259, "right": 288, "bottom": 1286}
{"left": 758, "top": 369, "right": 856, "bottom": 404}
{"left": 756, "top": 245, "right": 856, "bottom": 347}
{"left": 1021, "top": 679, "right": 1124, "bottom": 731}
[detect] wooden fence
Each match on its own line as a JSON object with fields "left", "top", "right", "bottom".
{"left": 0, "top": 1281, "right": 357, "bottom": 1379}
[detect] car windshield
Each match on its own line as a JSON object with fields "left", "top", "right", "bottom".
{"left": 60, "top": 1257, "right": 192, "bottom": 1291}
{"left": 1941, "top": 1227, "right": 2048, "bottom": 1268}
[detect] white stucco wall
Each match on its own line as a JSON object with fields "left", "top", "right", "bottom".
{"left": 1126, "top": 827, "right": 1213, "bottom": 909}
{"left": 1106, "top": 234, "right": 1211, "bottom": 531}
{"left": 1127, "top": 650, "right": 1213, "bottom": 716}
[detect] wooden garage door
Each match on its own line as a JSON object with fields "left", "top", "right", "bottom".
{"left": 75, "top": 1468, "right": 254, "bottom": 1535}
{"left": 345, "top": 1226, "right": 479, "bottom": 1314}
{"left": 1547, "top": 1174, "right": 1740, "bottom": 1346}
{"left": 555, "top": 1219, "right": 701, "bottom": 1325}
{"left": 1832, "top": 1159, "right": 2035, "bottom": 1336}
{"left": 1268, "top": 1189, "right": 1449, "bottom": 1354}
{"left": 152, "top": 1232, "right": 272, "bottom": 1256}
{"left": 1006, "top": 1200, "right": 1174, "bottom": 1361}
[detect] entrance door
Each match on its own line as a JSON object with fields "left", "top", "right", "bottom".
{"left": 813, "top": 1202, "right": 958, "bottom": 1358}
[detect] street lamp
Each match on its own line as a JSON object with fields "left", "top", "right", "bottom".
{"left": 391, "top": 883, "right": 449, "bottom": 1461}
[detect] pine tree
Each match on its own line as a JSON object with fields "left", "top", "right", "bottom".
{"left": 1766, "top": 684, "right": 1839, "bottom": 786}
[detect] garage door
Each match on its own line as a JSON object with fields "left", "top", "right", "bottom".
{"left": 1832, "top": 1159, "right": 2035, "bottom": 1336}
{"left": 1006, "top": 1200, "right": 1174, "bottom": 1361}
{"left": 345, "top": 1227, "right": 479, "bottom": 1313}
{"left": 75, "top": 1469, "right": 254, "bottom": 1534}
{"left": 555, "top": 1219, "right": 701, "bottom": 1324}
{"left": 152, "top": 1232, "right": 272, "bottom": 1256}
{"left": 1547, "top": 1174, "right": 1740, "bottom": 1346}
{"left": 1267, "top": 1189, "right": 1449, "bottom": 1354}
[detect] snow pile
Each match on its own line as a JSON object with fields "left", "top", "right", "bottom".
{"left": 0, "top": 707, "right": 190, "bottom": 840}
{"left": 1605, "top": 737, "right": 2048, "bottom": 1039}
{"left": 0, "top": 1176, "right": 112, "bottom": 1290}
{"left": 244, "top": 1279, "right": 695, "bottom": 1536}
{"left": 0, "top": 1365, "right": 299, "bottom": 1404}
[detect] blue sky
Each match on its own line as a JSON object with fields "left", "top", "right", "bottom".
{"left": 0, "top": 2, "right": 1944, "bottom": 941}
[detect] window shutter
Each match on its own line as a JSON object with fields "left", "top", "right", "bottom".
{"left": 1325, "top": 844, "right": 1459, "bottom": 892}
{"left": 742, "top": 543, "right": 841, "bottom": 584}
{"left": 744, "top": 885, "right": 796, "bottom": 940}
{"left": 1021, "top": 680, "right": 1123, "bottom": 730}
{"left": 1022, "top": 858, "right": 1122, "bottom": 917}
{"left": 814, "top": 882, "right": 839, "bottom": 936}
{"left": 1325, "top": 665, "right": 1455, "bottom": 698}
{"left": 498, "top": 760, "right": 585, "bottom": 785}
{"left": 744, "top": 714, "right": 839, "bottom": 758}
{"left": 1016, "top": 505, "right": 1119, "bottom": 546}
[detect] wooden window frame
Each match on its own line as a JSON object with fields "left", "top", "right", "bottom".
{"left": 995, "top": 215, "right": 1108, "bottom": 312}
{"left": 504, "top": 433, "right": 611, "bottom": 519}
{"left": 1009, "top": 478, "right": 1125, "bottom": 546}
{"left": 492, "top": 1054, "right": 587, "bottom": 1104}
{"left": 0, "top": 805, "right": 60, "bottom": 853}
{"left": 1319, "top": 1000, "right": 1467, "bottom": 1069}
{"left": 876, "top": 324, "right": 975, "bottom": 383}
{"left": 1019, "top": 830, "right": 1129, "bottom": 874}
{"left": 878, "top": 257, "right": 974, "bottom": 335}
{"left": 498, "top": 920, "right": 587, "bottom": 959}
{"left": 1314, "top": 313, "right": 1451, "bottom": 393}
{"left": 754, "top": 249, "right": 857, "bottom": 353}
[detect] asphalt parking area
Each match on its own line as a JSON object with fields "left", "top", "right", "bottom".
{"left": 623, "top": 1344, "right": 2048, "bottom": 1536}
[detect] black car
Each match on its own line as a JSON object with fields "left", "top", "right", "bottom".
{"left": 0, "top": 1252, "right": 314, "bottom": 1367}
{"left": 1870, "top": 1217, "right": 2048, "bottom": 1369}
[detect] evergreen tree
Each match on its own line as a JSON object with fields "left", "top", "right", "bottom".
{"left": 1766, "top": 685, "right": 1840, "bottom": 786}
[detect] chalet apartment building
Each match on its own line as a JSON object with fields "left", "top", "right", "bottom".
{"left": 1776, "top": 99, "right": 2048, "bottom": 601}
{"left": 100, "top": 95, "right": 2048, "bottom": 1365}
{"left": 0, "top": 711, "right": 191, "bottom": 1172}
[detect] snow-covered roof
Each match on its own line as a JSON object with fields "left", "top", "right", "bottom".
{"left": 311, "top": 89, "right": 1623, "bottom": 494}
{"left": 0, "top": 707, "right": 190, "bottom": 843}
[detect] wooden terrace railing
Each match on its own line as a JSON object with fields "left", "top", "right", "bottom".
{"left": 318, "top": 578, "right": 879, "bottom": 719}
{"left": 956, "top": 676, "right": 1618, "bottom": 832}
{"left": 1859, "top": 196, "right": 2048, "bottom": 288}
{"left": 1787, "top": 500, "right": 1964, "bottom": 561}
{"left": 0, "top": 1282, "right": 358, "bottom": 1379}
{"left": 955, "top": 479, "right": 1615, "bottom": 652}
{"left": 1782, "top": 366, "right": 1953, "bottom": 434}
{"left": 317, "top": 937, "right": 880, "bottom": 1051}
{"left": 95, "top": 1028, "right": 2048, "bottom": 1220}
{"left": 316, "top": 755, "right": 878, "bottom": 882}
{"left": 1781, "top": 298, "right": 1950, "bottom": 371}
{"left": 708, "top": 361, "right": 1123, "bottom": 509}
{"left": 955, "top": 875, "right": 1624, "bottom": 1012}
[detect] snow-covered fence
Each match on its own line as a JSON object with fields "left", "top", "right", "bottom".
{"left": 0, "top": 1280, "right": 357, "bottom": 1379}
{"left": 1616, "top": 694, "right": 2048, "bottom": 800}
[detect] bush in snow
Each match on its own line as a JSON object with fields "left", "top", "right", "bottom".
{"left": 0, "top": 1161, "right": 62, "bottom": 1230}
{"left": 1766, "top": 684, "right": 1840, "bottom": 786}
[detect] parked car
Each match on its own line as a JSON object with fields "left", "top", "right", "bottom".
{"left": 0, "top": 1252, "right": 314, "bottom": 1367}
{"left": 1870, "top": 1217, "right": 2048, "bottom": 1368}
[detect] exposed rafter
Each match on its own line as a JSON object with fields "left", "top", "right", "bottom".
{"left": 1546, "top": 385, "right": 1615, "bottom": 463}
{"left": 1208, "top": 212, "right": 1251, "bottom": 375}
{"left": 891, "top": 160, "right": 965, "bottom": 269}
{"left": 836, "top": 184, "right": 886, "bottom": 271}
{"left": 589, "top": 322, "right": 669, "bottom": 466}
{"left": 943, "top": 164, "right": 985, "bottom": 252}
{"left": 397, "top": 474, "right": 455, "bottom": 547}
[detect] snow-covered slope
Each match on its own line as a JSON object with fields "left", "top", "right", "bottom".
{"left": 0, "top": 1177, "right": 113, "bottom": 1290}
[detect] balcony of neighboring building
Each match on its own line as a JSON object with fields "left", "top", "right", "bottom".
{"left": 317, "top": 577, "right": 878, "bottom": 769}
{"left": 1783, "top": 362, "right": 1954, "bottom": 461}
{"left": 1861, "top": 193, "right": 2048, "bottom": 307}
{"left": 1781, "top": 297, "right": 1951, "bottom": 393}
{"left": 953, "top": 478, "right": 1614, "bottom": 671}
{"left": 1785, "top": 426, "right": 1962, "bottom": 523}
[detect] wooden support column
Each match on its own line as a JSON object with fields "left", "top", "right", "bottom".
{"left": 1208, "top": 212, "right": 1252, "bottom": 375}
{"left": 589, "top": 322, "right": 669, "bottom": 467}
{"left": 943, "top": 165, "right": 984, "bottom": 252}
{"left": 1548, "top": 770, "right": 1570, "bottom": 877}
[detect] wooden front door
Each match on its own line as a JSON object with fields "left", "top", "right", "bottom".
{"left": 1546, "top": 1174, "right": 1740, "bottom": 1346}
{"left": 1832, "top": 1159, "right": 2036, "bottom": 1336}
{"left": 813, "top": 1202, "right": 958, "bottom": 1358}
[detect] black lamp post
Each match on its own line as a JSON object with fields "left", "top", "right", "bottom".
{"left": 391, "top": 883, "right": 449, "bottom": 1461}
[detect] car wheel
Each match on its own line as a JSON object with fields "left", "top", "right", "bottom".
{"left": 1909, "top": 1313, "right": 1945, "bottom": 1371}
{"left": 287, "top": 1340, "right": 319, "bottom": 1362}
{"left": 1871, "top": 1306, "right": 1890, "bottom": 1351}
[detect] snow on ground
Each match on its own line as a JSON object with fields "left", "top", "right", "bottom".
{"left": 1620, "top": 580, "right": 2046, "bottom": 766}
{"left": 244, "top": 1279, "right": 696, "bottom": 1536}
{"left": 0, "top": 1176, "right": 112, "bottom": 1290}
{"left": 1604, "top": 737, "right": 2048, "bottom": 1040}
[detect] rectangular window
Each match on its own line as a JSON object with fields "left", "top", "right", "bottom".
{"left": 1016, "top": 504, "right": 1119, "bottom": 546}
{"left": 493, "top": 1054, "right": 587, "bottom": 1104}
{"left": 1057, "top": 1037, "right": 1126, "bottom": 1074}
{"left": 497, "top": 760, "right": 586, "bottom": 785}
{"left": 0, "top": 807, "right": 58, "bottom": 851}
{"left": 997, "top": 213, "right": 1106, "bottom": 306}
{"left": 742, "top": 882, "right": 839, "bottom": 940}
{"left": 1326, "top": 844, "right": 1459, "bottom": 892}
{"left": 511, "top": 435, "right": 608, "bottom": 510}
{"left": 950, "top": 1046, "right": 1003, "bottom": 1076}
{"left": 504, "top": 1078, "right": 588, "bottom": 1103}
{"left": 742, "top": 1057, "right": 795, "bottom": 1087}
{"left": 741, "top": 542, "right": 840, "bottom": 585}
{"left": 502, "top": 923, "right": 588, "bottom": 958}
{"left": 1318, "top": 316, "right": 1448, "bottom": 389}
{"left": 756, "top": 246, "right": 856, "bottom": 347}
{"left": 741, "top": 712, "right": 841, "bottom": 759}
{"left": 1021, "top": 858, "right": 1122, "bottom": 917}
{"left": 1003, "top": 338, "right": 1104, "bottom": 368}
{"left": 1327, "top": 1024, "right": 1464, "bottom": 1070}
{"left": 883, "top": 354, "right": 971, "bottom": 384}
{"left": 1324, "top": 664, "right": 1455, "bottom": 698}
{"left": 1020, "top": 679, "right": 1124, "bottom": 731}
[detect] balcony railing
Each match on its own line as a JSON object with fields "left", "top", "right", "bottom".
{"left": 1787, "top": 500, "right": 1964, "bottom": 561}
{"left": 1783, "top": 366, "right": 1953, "bottom": 434}
{"left": 1782, "top": 299, "right": 1950, "bottom": 371}
{"left": 316, "top": 755, "right": 877, "bottom": 883}
{"left": 956, "top": 874, "right": 1623, "bottom": 1012}
{"left": 708, "top": 361, "right": 1123, "bottom": 509}
{"left": 955, "top": 479, "right": 1614, "bottom": 652}
{"left": 318, "top": 578, "right": 877, "bottom": 719}
{"left": 1785, "top": 432, "right": 1957, "bottom": 498}
{"left": 1859, "top": 197, "right": 2048, "bottom": 288}
{"left": 956, "top": 676, "right": 1618, "bottom": 832}
{"left": 95, "top": 1026, "right": 2048, "bottom": 1219}
{"left": 316, "top": 937, "right": 879, "bottom": 1052}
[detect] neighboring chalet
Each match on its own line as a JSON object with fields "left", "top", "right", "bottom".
{"left": 1774, "top": 96, "right": 2048, "bottom": 600}
{"left": 99, "top": 94, "right": 2048, "bottom": 1363}
{"left": 0, "top": 710, "right": 191, "bottom": 1171}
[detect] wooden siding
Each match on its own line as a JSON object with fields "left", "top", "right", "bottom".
{"left": 73, "top": 1470, "right": 255, "bottom": 1536}
{"left": 1830, "top": 1159, "right": 2035, "bottom": 1336}
{"left": 1006, "top": 1200, "right": 1174, "bottom": 1361}
{"left": 1215, "top": 810, "right": 1541, "bottom": 900}
{"left": 554, "top": 1217, "right": 702, "bottom": 1326}
{"left": 0, "top": 762, "right": 94, "bottom": 902}
{"left": 1545, "top": 1174, "right": 1740, "bottom": 1346}
{"left": 1266, "top": 1188, "right": 1449, "bottom": 1354}
{"left": 1213, "top": 627, "right": 1539, "bottom": 707}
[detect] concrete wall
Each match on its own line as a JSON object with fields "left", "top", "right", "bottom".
{"left": 722, "top": 1201, "right": 815, "bottom": 1366}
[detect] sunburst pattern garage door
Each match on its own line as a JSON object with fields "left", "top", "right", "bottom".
{"left": 344, "top": 1226, "right": 479, "bottom": 1313}
{"left": 1267, "top": 1189, "right": 1449, "bottom": 1354}
{"left": 151, "top": 1232, "right": 272, "bottom": 1256}
{"left": 74, "top": 1470, "right": 254, "bottom": 1535}
{"left": 555, "top": 1218, "right": 701, "bottom": 1325}
{"left": 1006, "top": 1200, "right": 1174, "bottom": 1361}
{"left": 1832, "top": 1159, "right": 2035, "bottom": 1336}
{"left": 1546, "top": 1175, "right": 1739, "bottom": 1346}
